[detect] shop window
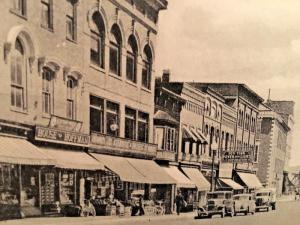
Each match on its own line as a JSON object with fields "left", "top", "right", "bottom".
{"left": 138, "top": 112, "right": 149, "bottom": 142}
{"left": 109, "top": 24, "right": 122, "bottom": 76}
{"left": 66, "top": 0, "right": 77, "bottom": 41}
{"left": 12, "top": 0, "right": 27, "bottom": 17}
{"left": 90, "top": 95, "right": 104, "bottom": 133}
{"left": 142, "top": 45, "right": 152, "bottom": 90}
{"left": 90, "top": 12, "right": 105, "bottom": 68}
{"left": 41, "top": 0, "right": 53, "bottom": 30}
{"left": 42, "top": 68, "right": 54, "bottom": 115}
{"left": 66, "top": 76, "right": 77, "bottom": 120}
{"left": 126, "top": 35, "right": 138, "bottom": 83}
{"left": 106, "top": 101, "right": 119, "bottom": 136}
{"left": 125, "top": 107, "right": 136, "bottom": 140}
{"left": 11, "top": 38, "right": 26, "bottom": 110}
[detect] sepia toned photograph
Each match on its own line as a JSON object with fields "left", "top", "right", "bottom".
{"left": 0, "top": 0, "right": 299, "bottom": 224}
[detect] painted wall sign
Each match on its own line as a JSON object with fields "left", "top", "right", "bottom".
{"left": 221, "top": 151, "right": 252, "bottom": 163}
{"left": 35, "top": 126, "right": 89, "bottom": 146}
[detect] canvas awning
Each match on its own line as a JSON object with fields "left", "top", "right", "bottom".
{"left": 0, "top": 136, "right": 54, "bottom": 165}
{"left": 237, "top": 172, "right": 262, "bottom": 189}
{"left": 162, "top": 166, "right": 196, "bottom": 188}
{"left": 182, "top": 167, "right": 210, "bottom": 191}
{"left": 190, "top": 128, "right": 208, "bottom": 144}
{"left": 41, "top": 148, "right": 104, "bottom": 170}
{"left": 154, "top": 110, "right": 178, "bottom": 124}
{"left": 91, "top": 154, "right": 175, "bottom": 184}
{"left": 219, "top": 178, "right": 244, "bottom": 190}
{"left": 182, "top": 126, "right": 197, "bottom": 142}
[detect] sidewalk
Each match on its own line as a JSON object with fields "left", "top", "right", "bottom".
{"left": 0, "top": 211, "right": 196, "bottom": 225}
{"left": 277, "top": 195, "right": 296, "bottom": 202}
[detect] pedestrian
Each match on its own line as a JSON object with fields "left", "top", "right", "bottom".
{"left": 138, "top": 195, "right": 145, "bottom": 216}
{"left": 175, "top": 190, "right": 184, "bottom": 215}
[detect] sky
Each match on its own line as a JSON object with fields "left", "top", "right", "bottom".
{"left": 156, "top": 0, "right": 300, "bottom": 166}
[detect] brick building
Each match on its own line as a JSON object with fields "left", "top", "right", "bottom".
{"left": 0, "top": 0, "right": 176, "bottom": 219}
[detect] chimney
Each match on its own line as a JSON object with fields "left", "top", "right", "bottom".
{"left": 162, "top": 69, "right": 170, "bottom": 83}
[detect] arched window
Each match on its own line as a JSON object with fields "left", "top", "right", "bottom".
{"left": 66, "top": 76, "right": 77, "bottom": 119}
{"left": 11, "top": 38, "right": 26, "bottom": 110}
{"left": 211, "top": 102, "right": 217, "bottom": 118}
{"left": 109, "top": 24, "right": 122, "bottom": 76}
{"left": 126, "top": 35, "right": 138, "bottom": 83}
{"left": 142, "top": 45, "right": 152, "bottom": 89}
{"left": 42, "top": 67, "right": 54, "bottom": 115}
{"left": 90, "top": 12, "right": 105, "bottom": 68}
{"left": 206, "top": 98, "right": 211, "bottom": 116}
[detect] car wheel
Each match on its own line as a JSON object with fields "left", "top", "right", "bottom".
{"left": 272, "top": 204, "right": 276, "bottom": 210}
{"left": 266, "top": 207, "right": 269, "bottom": 212}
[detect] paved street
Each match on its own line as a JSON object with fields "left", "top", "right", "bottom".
{"left": 0, "top": 201, "right": 298, "bottom": 225}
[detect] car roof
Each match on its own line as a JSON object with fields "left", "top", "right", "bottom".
{"left": 208, "top": 191, "right": 232, "bottom": 194}
{"left": 233, "top": 194, "right": 251, "bottom": 197}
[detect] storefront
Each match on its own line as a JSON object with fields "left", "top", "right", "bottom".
{"left": 0, "top": 135, "right": 55, "bottom": 220}
{"left": 162, "top": 165, "right": 197, "bottom": 212}
{"left": 181, "top": 167, "right": 210, "bottom": 207}
{"left": 90, "top": 153, "right": 175, "bottom": 215}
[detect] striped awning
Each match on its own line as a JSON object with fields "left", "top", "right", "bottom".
{"left": 182, "top": 126, "right": 197, "bottom": 142}
{"left": 0, "top": 135, "right": 54, "bottom": 165}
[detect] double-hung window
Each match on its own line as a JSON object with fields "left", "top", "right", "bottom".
{"left": 41, "top": 0, "right": 53, "bottom": 30}
{"left": 109, "top": 25, "right": 122, "bottom": 76}
{"left": 138, "top": 112, "right": 149, "bottom": 143}
{"left": 13, "top": 0, "right": 26, "bottom": 17}
{"left": 142, "top": 45, "right": 152, "bottom": 90}
{"left": 66, "top": 77, "right": 76, "bottom": 119}
{"left": 90, "top": 95, "right": 104, "bottom": 133}
{"left": 125, "top": 107, "right": 136, "bottom": 140}
{"left": 126, "top": 35, "right": 138, "bottom": 83}
{"left": 66, "top": 0, "right": 77, "bottom": 41}
{"left": 11, "top": 38, "right": 26, "bottom": 110}
{"left": 106, "top": 101, "right": 119, "bottom": 136}
{"left": 42, "top": 68, "right": 53, "bottom": 115}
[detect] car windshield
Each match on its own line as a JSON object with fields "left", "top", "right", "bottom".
{"left": 256, "top": 192, "right": 269, "bottom": 196}
{"left": 233, "top": 195, "right": 248, "bottom": 200}
{"left": 207, "top": 193, "right": 224, "bottom": 199}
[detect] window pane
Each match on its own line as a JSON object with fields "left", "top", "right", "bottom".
{"left": 11, "top": 88, "right": 15, "bottom": 107}
{"left": 90, "top": 34, "right": 100, "bottom": 66}
{"left": 16, "top": 56, "right": 23, "bottom": 85}
{"left": 90, "top": 107, "right": 102, "bottom": 132}
{"left": 41, "top": 2, "right": 50, "bottom": 28}
{"left": 43, "top": 92, "right": 50, "bottom": 114}
{"left": 126, "top": 55, "right": 136, "bottom": 82}
{"left": 66, "top": 16, "right": 74, "bottom": 40}
{"left": 109, "top": 45, "right": 120, "bottom": 75}
{"left": 106, "top": 112, "right": 119, "bottom": 136}
{"left": 142, "top": 63, "right": 151, "bottom": 89}
{"left": 16, "top": 87, "right": 23, "bottom": 108}
{"left": 11, "top": 56, "right": 16, "bottom": 84}
{"left": 125, "top": 107, "right": 136, "bottom": 140}
{"left": 67, "top": 99, "right": 74, "bottom": 119}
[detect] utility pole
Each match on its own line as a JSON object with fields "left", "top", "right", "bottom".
{"left": 211, "top": 149, "right": 215, "bottom": 192}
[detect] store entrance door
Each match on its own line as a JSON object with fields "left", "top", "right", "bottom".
{"left": 84, "top": 180, "right": 92, "bottom": 200}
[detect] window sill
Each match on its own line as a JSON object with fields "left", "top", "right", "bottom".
{"left": 66, "top": 37, "right": 77, "bottom": 44}
{"left": 125, "top": 80, "right": 138, "bottom": 88}
{"left": 10, "top": 9, "right": 27, "bottom": 20}
{"left": 10, "top": 107, "right": 28, "bottom": 115}
{"left": 141, "top": 86, "right": 152, "bottom": 93}
{"left": 108, "top": 73, "right": 122, "bottom": 81}
{"left": 90, "top": 64, "right": 105, "bottom": 74}
{"left": 41, "top": 25, "right": 54, "bottom": 33}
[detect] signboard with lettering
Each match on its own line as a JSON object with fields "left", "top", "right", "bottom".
{"left": 221, "top": 151, "right": 252, "bottom": 163}
{"left": 35, "top": 126, "right": 89, "bottom": 146}
{"left": 49, "top": 115, "right": 82, "bottom": 132}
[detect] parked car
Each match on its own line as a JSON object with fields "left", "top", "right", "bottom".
{"left": 233, "top": 194, "right": 256, "bottom": 216}
{"left": 255, "top": 188, "right": 276, "bottom": 212}
{"left": 197, "top": 191, "right": 234, "bottom": 218}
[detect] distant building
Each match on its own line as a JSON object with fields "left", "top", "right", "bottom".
{"left": 256, "top": 103, "right": 291, "bottom": 195}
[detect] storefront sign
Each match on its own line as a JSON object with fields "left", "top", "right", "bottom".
{"left": 35, "top": 126, "right": 89, "bottom": 146}
{"left": 49, "top": 115, "right": 82, "bottom": 132}
{"left": 221, "top": 151, "right": 252, "bottom": 163}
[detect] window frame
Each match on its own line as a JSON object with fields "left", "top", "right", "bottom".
{"left": 89, "top": 95, "right": 105, "bottom": 133}
{"left": 137, "top": 111, "right": 149, "bottom": 143}
{"left": 42, "top": 68, "right": 54, "bottom": 115}
{"left": 12, "top": 0, "right": 27, "bottom": 17}
{"left": 66, "top": 76, "right": 77, "bottom": 120}
{"left": 66, "top": 0, "right": 77, "bottom": 42}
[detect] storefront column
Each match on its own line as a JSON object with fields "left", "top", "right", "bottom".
{"left": 74, "top": 171, "right": 77, "bottom": 205}
{"left": 18, "top": 165, "right": 22, "bottom": 206}
{"left": 58, "top": 170, "right": 61, "bottom": 203}
{"left": 125, "top": 182, "right": 129, "bottom": 201}
{"left": 171, "top": 184, "right": 175, "bottom": 214}
{"left": 38, "top": 169, "right": 42, "bottom": 208}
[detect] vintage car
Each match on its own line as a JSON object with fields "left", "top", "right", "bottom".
{"left": 255, "top": 188, "right": 276, "bottom": 212}
{"left": 233, "top": 194, "right": 256, "bottom": 215}
{"left": 197, "top": 191, "right": 234, "bottom": 218}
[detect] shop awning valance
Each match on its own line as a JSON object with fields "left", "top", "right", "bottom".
{"left": 182, "top": 167, "right": 210, "bottom": 191}
{"left": 182, "top": 126, "right": 197, "bottom": 142}
{"left": 0, "top": 136, "right": 55, "bottom": 166}
{"left": 91, "top": 153, "right": 147, "bottom": 183}
{"left": 237, "top": 172, "right": 262, "bottom": 189}
{"left": 126, "top": 158, "right": 175, "bottom": 184}
{"left": 41, "top": 148, "right": 104, "bottom": 171}
{"left": 219, "top": 178, "right": 244, "bottom": 190}
{"left": 91, "top": 154, "right": 175, "bottom": 184}
{"left": 162, "top": 166, "right": 196, "bottom": 188}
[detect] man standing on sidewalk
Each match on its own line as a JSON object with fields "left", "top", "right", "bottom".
{"left": 175, "top": 190, "right": 184, "bottom": 215}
